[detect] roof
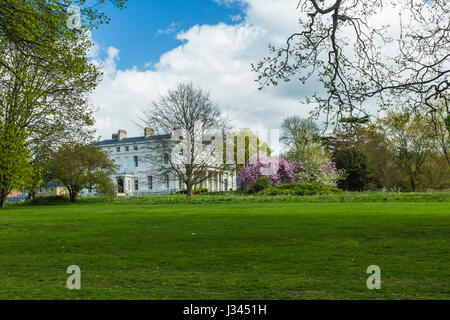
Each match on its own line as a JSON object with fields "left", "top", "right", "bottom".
{"left": 40, "top": 182, "right": 66, "bottom": 188}
{"left": 97, "top": 134, "right": 171, "bottom": 147}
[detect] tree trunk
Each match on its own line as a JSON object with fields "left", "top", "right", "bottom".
{"left": 69, "top": 189, "right": 77, "bottom": 203}
{"left": 410, "top": 178, "right": 416, "bottom": 192}
{"left": 0, "top": 195, "right": 6, "bottom": 209}
{"left": 0, "top": 188, "right": 8, "bottom": 209}
{"left": 186, "top": 183, "right": 194, "bottom": 199}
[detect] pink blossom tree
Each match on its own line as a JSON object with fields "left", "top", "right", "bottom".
{"left": 238, "top": 153, "right": 297, "bottom": 190}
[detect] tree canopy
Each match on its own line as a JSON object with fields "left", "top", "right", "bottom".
{"left": 253, "top": 0, "right": 449, "bottom": 126}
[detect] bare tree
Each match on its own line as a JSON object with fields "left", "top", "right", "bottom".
{"left": 281, "top": 116, "right": 320, "bottom": 150}
{"left": 142, "top": 83, "right": 230, "bottom": 198}
{"left": 253, "top": 0, "right": 449, "bottom": 127}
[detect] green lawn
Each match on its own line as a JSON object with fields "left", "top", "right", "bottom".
{"left": 0, "top": 194, "right": 449, "bottom": 299}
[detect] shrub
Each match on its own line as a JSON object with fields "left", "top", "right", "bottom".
{"left": 333, "top": 146, "right": 373, "bottom": 191}
{"left": 247, "top": 177, "right": 272, "bottom": 194}
{"left": 238, "top": 153, "right": 298, "bottom": 190}
{"left": 258, "top": 183, "right": 342, "bottom": 196}
{"left": 28, "top": 195, "right": 70, "bottom": 205}
{"left": 177, "top": 188, "right": 209, "bottom": 195}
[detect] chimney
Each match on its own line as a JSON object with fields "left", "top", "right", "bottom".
{"left": 144, "top": 127, "right": 155, "bottom": 138}
{"left": 118, "top": 130, "right": 127, "bottom": 141}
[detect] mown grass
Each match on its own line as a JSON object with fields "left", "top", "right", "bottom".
{"left": 1, "top": 192, "right": 449, "bottom": 300}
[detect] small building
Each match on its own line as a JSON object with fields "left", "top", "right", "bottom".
{"left": 36, "top": 182, "right": 69, "bottom": 198}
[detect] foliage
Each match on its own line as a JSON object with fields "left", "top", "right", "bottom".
{"left": 177, "top": 188, "right": 209, "bottom": 195}
{"left": 253, "top": 1, "right": 449, "bottom": 127}
{"left": 284, "top": 128, "right": 345, "bottom": 187}
{"left": 378, "top": 110, "right": 436, "bottom": 192}
{"left": 247, "top": 177, "right": 272, "bottom": 194}
{"left": 0, "top": 127, "right": 37, "bottom": 208}
{"left": 42, "top": 143, "right": 117, "bottom": 202}
{"left": 258, "top": 183, "right": 342, "bottom": 196}
{"left": 238, "top": 153, "right": 297, "bottom": 191}
{"left": 333, "top": 146, "right": 374, "bottom": 191}
{"left": 27, "top": 195, "right": 70, "bottom": 206}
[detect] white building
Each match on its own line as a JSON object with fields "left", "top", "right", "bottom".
{"left": 82, "top": 129, "right": 237, "bottom": 196}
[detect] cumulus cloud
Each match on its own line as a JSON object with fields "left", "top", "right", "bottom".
{"left": 89, "top": 0, "right": 322, "bottom": 140}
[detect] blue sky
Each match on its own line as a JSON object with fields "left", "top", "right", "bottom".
{"left": 93, "top": 0, "right": 246, "bottom": 70}
{"left": 88, "top": 0, "right": 319, "bottom": 140}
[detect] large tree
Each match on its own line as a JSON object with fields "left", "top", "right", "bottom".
{"left": 378, "top": 110, "right": 435, "bottom": 191}
{"left": 253, "top": 0, "right": 449, "bottom": 125}
{"left": 0, "top": 0, "right": 125, "bottom": 207}
{"left": 42, "top": 143, "right": 117, "bottom": 203}
{"left": 143, "top": 83, "right": 229, "bottom": 199}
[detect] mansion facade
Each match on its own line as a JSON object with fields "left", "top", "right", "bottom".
{"left": 82, "top": 128, "right": 237, "bottom": 196}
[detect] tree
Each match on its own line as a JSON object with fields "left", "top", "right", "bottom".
{"left": 238, "top": 153, "right": 297, "bottom": 191}
{"left": 378, "top": 110, "right": 435, "bottom": 192}
{"left": 142, "top": 83, "right": 229, "bottom": 199}
{"left": 42, "top": 143, "right": 117, "bottom": 203}
{"left": 0, "top": 1, "right": 123, "bottom": 207}
{"left": 281, "top": 116, "right": 320, "bottom": 151}
{"left": 282, "top": 122, "right": 345, "bottom": 187}
{"left": 333, "top": 146, "right": 373, "bottom": 191}
{"left": 253, "top": 1, "right": 449, "bottom": 126}
{"left": 0, "top": 125, "right": 36, "bottom": 208}
{"left": 0, "top": 0, "right": 126, "bottom": 76}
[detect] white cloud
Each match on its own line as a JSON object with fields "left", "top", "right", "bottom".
{"left": 90, "top": 0, "right": 312, "bottom": 140}
{"left": 156, "top": 22, "right": 180, "bottom": 36}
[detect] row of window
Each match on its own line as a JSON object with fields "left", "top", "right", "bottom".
{"left": 115, "top": 156, "right": 139, "bottom": 168}
{"left": 114, "top": 154, "right": 170, "bottom": 169}
{"left": 133, "top": 176, "right": 170, "bottom": 191}
{"left": 116, "top": 145, "right": 139, "bottom": 152}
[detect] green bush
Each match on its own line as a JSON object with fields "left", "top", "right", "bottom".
{"left": 258, "top": 183, "right": 342, "bottom": 196}
{"left": 247, "top": 177, "right": 272, "bottom": 194}
{"left": 28, "top": 195, "right": 70, "bottom": 205}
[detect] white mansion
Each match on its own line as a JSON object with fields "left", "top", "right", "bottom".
{"left": 82, "top": 128, "right": 237, "bottom": 196}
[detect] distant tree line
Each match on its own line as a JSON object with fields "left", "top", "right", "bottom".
{"left": 281, "top": 102, "right": 450, "bottom": 192}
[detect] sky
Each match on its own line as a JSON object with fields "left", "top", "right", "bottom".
{"left": 89, "top": 0, "right": 313, "bottom": 141}
{"left": 88, "top": 0, "right": 413, "bottom": 142}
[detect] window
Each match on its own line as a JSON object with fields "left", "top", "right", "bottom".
{"left": 148, "top": 176, "right": 153, "bottom": 190}
{"left": 165, "top": 175, "right": 170, "bottom": 189}
{"left": 115, "top": 157, "right": 121, "bottom": 166}
{"left": 116, "top": 147, "right": 121, "bottom": 152}
{"left": 50, "top": 188, "right": 54, "bottom": 192}
{"left": 125, "top": 146, "right": 130, "bottom": 152}
{"left": 134, "top": 180, "right": 139, "bottom": 191}
{"left": 134, "top": 145, "right": 138, "bottom": 151}
{"left": 134, "top": 156, "right": 139, "bottom": 167}
{"left": 164, "top": 154, "right": 169, "bottom": 164}
{"left": 124, "top": 156, "right": 130, "bottom": 168}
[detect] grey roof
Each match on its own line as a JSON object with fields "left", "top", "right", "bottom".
{"left": 97, "top": 134, "right": 171, "bottom": 146}
{"left": 41, "top": 182, "right": 65, "bottom": 188}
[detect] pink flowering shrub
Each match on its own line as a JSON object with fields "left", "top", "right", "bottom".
{"left": 238, "top": 153, "right": 298, "bottom": 190}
